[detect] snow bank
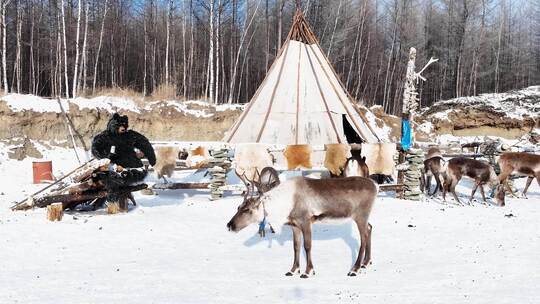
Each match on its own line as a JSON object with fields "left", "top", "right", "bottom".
{"left": 423, "top": 86, "right": 540, "bottom": 121}
{"left": 1, "top": 94, "right": 69, "bottom": 113}
{"left": 71, "top": 96, "right": 141, "bottom": 113}
{"left": 0, "top": 93, "right": 244, "bottom": 117}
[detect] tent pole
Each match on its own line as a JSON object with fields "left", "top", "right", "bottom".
{"left": 303, "top": 43, "right": 342, "bottom": 143}
{"left": 256, "top": 42, "right": 291, "bottom": 142}
{"left": 295, "top": 40, "right": 302, "bottom": 144}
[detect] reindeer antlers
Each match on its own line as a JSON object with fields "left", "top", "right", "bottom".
{"left": 236, "top": 168, "right": 262, "bottom": 200}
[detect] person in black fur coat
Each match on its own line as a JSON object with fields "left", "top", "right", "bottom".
{"left": 92, "top": 113, "right": 156, "bottom": 204}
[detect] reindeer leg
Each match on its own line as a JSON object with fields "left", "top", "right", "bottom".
{"left": 300, "top": 223, "right": 315, "bottom": 278}
{"left": 442, "top": 176, "right": 449, "bottom": 202}
{"left": 363, "top": 223, "right": 373, "bottom": 267}
{"left": 521, "top": 176, "right": 534, "bottom": 198}
{"left": 285, "top": 225, "right": 301, "bottom": 276}
{"left": 450, "top": 180, "right": 463, "bottom": 206}
{"left": 349, "top": 217, "right": 369, "bottom": 276}
{"left": 425, "top": 174, "right": 432, "bottom": 195}
{"left": 469, "top": 183, "right": 479, "bottom": 205}
{"left": 498, "top": 170, "right": 517, "bottom": 198}
{"left": 479, "top": 184, "right": 489, "bottom": 205}
{"left": 431, "top": 173, "right": 442, "bottom": 197}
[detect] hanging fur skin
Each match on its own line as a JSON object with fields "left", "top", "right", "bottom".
{"left": 91, "top": 113, "right": 156, "bottom": 168}
{"left": 154, "top": 146, "right": 179, "bottom": 182}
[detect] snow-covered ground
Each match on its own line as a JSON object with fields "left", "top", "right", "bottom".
{"left": 1, "top": 146, "right": 539, "bottom": 303}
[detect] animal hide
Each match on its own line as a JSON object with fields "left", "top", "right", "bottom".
{"left": 187, "top": 146, "right": 209, "bottom": 168}
{"left": 361, "top": 143, "right": 396, "bottom": 175}
{"left": 154, "top": 146, "right": 179, "bottom": 179}
{"left": 283, "top": 144, "right": 313, "bottom": 170}
{"left": 324, "top": 144, "right": 351, "bottom": 176}
{"left": 234, "top": 143, "right": 274, "bottom": 181}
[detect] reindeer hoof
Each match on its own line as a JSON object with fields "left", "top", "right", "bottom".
{"left": 347, "top": 271, "right": 358, "bottom": 276}
{"left": 300, "top": 270, "right": 315, "bottom": 278}
{"left": 285, "top": 269, "right": 300, "bottom": 276}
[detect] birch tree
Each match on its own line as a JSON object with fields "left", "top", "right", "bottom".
{"left": 92, "top": 0, "right": 109, "bottom": 94}
{"left": 72, "top": 0, "right": 82, "bottom": 97}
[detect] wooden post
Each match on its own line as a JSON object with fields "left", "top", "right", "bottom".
{"left": 47, "top": 203, "right": 63, "bottom": 221}
{"left": 118, "top": 197, "right": 129, "bottom": 212}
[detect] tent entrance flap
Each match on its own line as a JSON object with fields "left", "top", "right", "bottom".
{"left": 343, "top": 114, "right": 363, "bottom": 144}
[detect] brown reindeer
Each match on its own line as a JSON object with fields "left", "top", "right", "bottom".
{"left": 498, "top": 152, "right": 540, "bottom": 198}
{"left": 421, "top": 147, "right": 445, "bottom": 196}
{"left": 227, "top": 176, "right": 378, "bottom": 278}
{"left": 443, "top": 157, "right": 505, "bottom": 206}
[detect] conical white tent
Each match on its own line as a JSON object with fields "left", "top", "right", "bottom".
{"left": 224, "top": 10, "right": 380, "bottom": 145}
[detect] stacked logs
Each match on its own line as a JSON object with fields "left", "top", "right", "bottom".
{"left": 403, "top": 148, "right": 424, "bottom": 201}
{"left": 208, "top": 148, "right": 231, "bottom": 200}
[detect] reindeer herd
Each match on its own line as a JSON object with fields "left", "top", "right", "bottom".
{"left": 227, "top": 148, "right": 540, "bottom": 278}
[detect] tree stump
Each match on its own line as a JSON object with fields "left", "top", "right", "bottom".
{"left": 107, "top": 202, "right": 120, "bottom": 214}
{"left": 47, "top": 203, "right": 63, "bottom": 221}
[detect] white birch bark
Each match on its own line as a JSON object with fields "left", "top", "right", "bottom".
{"left": 92, "top": 0, "right": 109, "bottom": 94}
{"left": 72, "top": 0, "right": 82, "bottom": 97}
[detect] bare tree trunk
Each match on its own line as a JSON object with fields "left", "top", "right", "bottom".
{"left": 92, "top": 0, "right": 109, "bottom": 94}
{"left": 80, "top": 1, "right": 89, "bottom": 94}
{"left": 383, "top": 0, "right": 400, "bottom": 111}
{"left": 277, "top": 0, "right": 285, "bottom": 51}
{"left": 182, "top": 0, "right": 187, "bottom": 97}
{"left": 60, "top": 0, "right": 69, "bottom": 98}
{"left": 207, "top": 0, "right": 215, "bottom": 102}
{"left": 143, "top": 13, "right": 148, "bottom": 96}
{"left": 327, "top": 0, "right": 342, "bottom": 58}
{"left": 494, "top": 0, "right": 505, "bottom": 93}
{"left": 151, "top": 2, "right": 157, "bottom": 92}
{"left": 265, "top": 0, "right": 269, "bottom": 71}
{"left": 228, "top": 0, "right": 260, "bottom": 104}
{"left": 346, "top": 0, "right": 368, "bottom": 89}
{"left": 215, "top": 0, "right": 222, "bottom": 103}
{"left": 1, "top": 0, "right": 11, "bottom": 94}
{"left": 72, "top": 0, "right": 82, "bottom": 97}
{"left": 29, "top": 5, "right": 34, "bottom": 94}
{"left": 188, "top": 0, "right": 194, "bottom": 98}
{"left": 165, "top": 0, "right": 173, "bottom": 84}
{"left": 14, "top": 0, "right": 22, "bottom": 93}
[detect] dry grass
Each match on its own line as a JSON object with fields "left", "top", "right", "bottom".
{"left": 89, "top": 86, "right": 144, "bottom": 101}
{"left": 151, "top": 83, "right": 177, "bottom": 101}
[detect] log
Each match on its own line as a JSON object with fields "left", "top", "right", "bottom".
{"left": 34, "top": 184, "right": 148, "bottom": 208}
{"left": 379, "top": 184, "right": 405, "bottom": 192}
{"left": 152, "top": 182, "right": 210, "bottom": 190}
{"left": 47, "top": 203, "right": 64, "bottom": 221}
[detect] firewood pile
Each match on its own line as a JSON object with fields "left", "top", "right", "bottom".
{"left": 11, "top": 158, "right": 147, "bottom": 215}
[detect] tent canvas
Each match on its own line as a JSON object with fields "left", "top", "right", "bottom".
{"left": 224, "top": 10, "right": 380, "bottom": 145}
